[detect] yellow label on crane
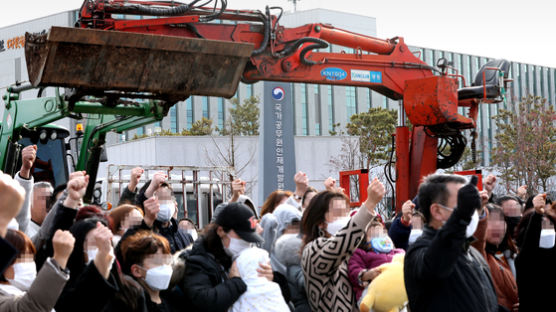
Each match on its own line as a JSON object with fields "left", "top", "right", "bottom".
{"left": 76, "top": 123, "right": 84, "bottom": 132}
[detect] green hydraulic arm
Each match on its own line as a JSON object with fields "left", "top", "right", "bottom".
{"left": 1, "top": 85, "right": 171, "bottom": 202}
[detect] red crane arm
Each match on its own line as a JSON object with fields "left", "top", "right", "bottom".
{"left": 79, "top": 0, "right": 435, "bottom": 99}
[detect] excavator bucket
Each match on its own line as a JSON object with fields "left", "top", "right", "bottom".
{"left": 25, "top": 27, "right": 254, "bottom": 101}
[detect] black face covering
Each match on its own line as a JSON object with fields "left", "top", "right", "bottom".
{"left": 505, "top": 216, "right": 521, "bottom": 239}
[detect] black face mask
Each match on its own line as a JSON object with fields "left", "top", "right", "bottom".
{"left": 505, "top": 216, "right": 521, "bottom": 238}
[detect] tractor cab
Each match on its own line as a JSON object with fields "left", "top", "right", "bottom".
{"left": 5, "top": 125, "right": 70, "bottom": 188}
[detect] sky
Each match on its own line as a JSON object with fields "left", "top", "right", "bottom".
{"left": 1, "top": 0, "right": 555, "bottom": 67}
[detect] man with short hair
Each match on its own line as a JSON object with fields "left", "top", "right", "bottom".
{"left": 27, "top": 181, "right": 54, "bottom": 237}
{"left": 404, "top": 174, "right": 498, "bottom": 312}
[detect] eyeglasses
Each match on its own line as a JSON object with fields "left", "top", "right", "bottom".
{"left": 436, "top": 203, "right": 456, "bottom": 212}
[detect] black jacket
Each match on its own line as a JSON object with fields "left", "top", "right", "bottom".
{"left": 134, "top": 190, "right": 193, "bottom": 254}
{"left": 55, "top": 261, "right": 119, "bottom": 312}
{"left": 103, "top": 274, "right": 178, "bottom": 312}
{"left": 389, "top": 215, "right": 412, "bottom": 250}
{"left": 515, "top": 212, "right": 556, "bottom": 311}
{"left": 156, "top": 218, "right": 193, "bottom": 254}
{"left": 118, "top": 186, "right": 138, "bottom": 206}
{"left": 404, "top": 214, "right": 498, "bottom": 312}
{"left": 181, "top": 237, "right": 247, "bottom": 312}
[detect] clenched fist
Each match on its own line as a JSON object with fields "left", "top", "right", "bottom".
{"left": 401, "top": 200, "right": 415, "bottom": 223}
{"left": 52, "top": 230, "right": 75, "bottom": 270}
{"left": 145, "top": 172, "right": 167, "bottom": 198}
{"left": 128, "top": 167, "right": 144, "bottom": 192}
{"left": 364, "top": 178, "right": 385, "bottom": 213}
{"left": 64, "top": 172, "right": 89, "bottom": 208}
{"left": 19, "top": 145, "right": 37, "bottom": 179}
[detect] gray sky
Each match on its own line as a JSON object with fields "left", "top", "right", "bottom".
{"left": 2, "top": 0, "right": 555, "bottom": 67}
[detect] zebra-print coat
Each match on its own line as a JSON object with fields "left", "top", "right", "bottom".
{"left": 301, "top": 207, "right": 375, "bottom": 312}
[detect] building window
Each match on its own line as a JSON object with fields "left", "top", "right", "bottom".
{"left": 524, "top": 64, "right": 530, "bottom": 95}
{"left": 301, "top": 84, "right": 308, "bottom": 135}
{"left": 367, "top": 89, "right": 372, "bottom": 110}
{"left": 218, "top": 98, "right": 225, "bottom": 130}
{"left": 549, "top": 69, "right": 554, "bottom": 106}
{"left": 202, "top": 97, "right": 209, "bottom": 119}
{"left": 327, "top": 86, "right": 335, "bottom": 133}
{"left": 314, "top": 85, "right": 321, "bottom": 135}
{"left": 170, "top": 105, "right": 178, "bottom": 133}
{"left": 467, "top": 55, "right": 473, "bottom": 86}
{"left": 458, "top": 54, "right": 465, "bottom": 87}
{"left": 425, "top": 49, "right": 434, "bottom": 66}
{"left": 246, "top": 84, "right": 254, "bottom": 98}
{"left": 136, "top": 127, "right": 144, "bottom": 136}
{"left": 346, "top": 86, "right": 357, "bottom": 121}
{"left": 532, "top": 66, "right": 537, "bottom": 96}
{"left": 186, "top": 98, "right": 193, "bottom": 129}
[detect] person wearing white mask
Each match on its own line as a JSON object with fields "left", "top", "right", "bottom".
{"left": 300, "top": 178, "right": 385, "bottom": 312}
{"left": 178, "top": 218, "right": 199, "bottom": 242}
{"left": 404, "top": 174, "right": 498, "bottom": 312}
{"left": 182, "top": 202, "right": 273, "bottom": 312}
{"left": 55, "top": 218, "right": 118, "bottom": 312}
{"left": 0, "top": 229, "right": 75, "bottom": 312}
{"left": 515, "top": 193, "right": 556, "bottom": 311}
{"left": 105, "top": 230, "right": 176, "bottom": 312}
{"left": 135, "top": 174, "right": 194, "bottom": 253}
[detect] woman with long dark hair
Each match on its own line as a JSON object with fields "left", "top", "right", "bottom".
{"left": 301, "top": 178, "right": 385, "bottom": 312}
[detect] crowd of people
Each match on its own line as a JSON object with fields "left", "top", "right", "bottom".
{"left": 0, "top": 144, "right": 554, "bottom": 312}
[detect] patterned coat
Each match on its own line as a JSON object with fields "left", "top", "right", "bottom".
{"left": 301, "top": 207, "right": 375, "bottom": 312}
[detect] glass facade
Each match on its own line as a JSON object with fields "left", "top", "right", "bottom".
{"left": 314, "top": 85, "right": 321, "bottom": 135}
{"left": 186, "top": 98, "right": 193, "bottom": 130}
{"left": 328, "top": 86, "right": 335, "bottom": 132}
{"left": 218, "top": 98, "right": 225, "bottom": 130}
{"left": 346, "top": 86, "right": 357, "bottom": 121}
{"left": 300, "top": 84, "right": 309, "bottom": 135}
{"left": 202, "top": 97, "right": 209, "bottom": 119}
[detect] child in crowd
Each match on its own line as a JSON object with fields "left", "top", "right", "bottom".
{"left": 348, "top": 219, "right": 405, "bottom": 302}
{"left": 230, "top": 247, "right": 290, "bottom": 312}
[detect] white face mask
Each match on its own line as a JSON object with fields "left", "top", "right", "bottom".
{"left": 144, "top": 264, "right": 173, "bottom": 291}
{"left": 87, "top": 247, "right": 99, "bottom": 264}
{"left": 225, "top": 236, "right": 251, "bottom": 260}
{"left": 186, "top": 229, "right": 198, "bottom": 241}
{"left": 157, "top": 203, "right": 175, "bottom": 222}
{"left": 408, "top": 229, "right": 423, "bottom": 245}
{"left": 8, "top": 262, "right": 37, "bottom": 291}
{"left": 466, "top": 211, "right": 480, "bottom": 238}
{"left": 539, "top": 229, "right": 556, "bottom": 249}
{"left": 326, "top": 216, "right": 350, "bottom": 236}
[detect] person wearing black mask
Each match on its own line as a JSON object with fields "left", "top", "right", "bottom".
{"left": 497, "top": 195, "right": 523, "bottom": 240}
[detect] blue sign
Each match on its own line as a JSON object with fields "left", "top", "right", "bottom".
{"left": 370, "top": 71, "right": 382, "bottom": 83}
{"left": 272, "top": 87, "right": 285, "bottom": 101}
{"left": 321, "top": 67, "right": 347, "bottom": 81}
{"left": 259, "top": 82, "right": 296, "bottom": 200}
{"left": 351, "top": 69, "right": 383, "bottom": 83}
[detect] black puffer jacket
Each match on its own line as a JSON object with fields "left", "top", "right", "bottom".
{"left": 515, "top": 212, "right": 556, "bottom": 311}
{"left": 181, "top": 237, "right": 247, "bottom": 312}
{"left": 404, "top": 217, "right": 499, "bottom": 312}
